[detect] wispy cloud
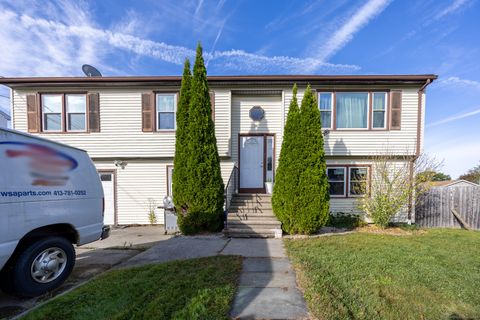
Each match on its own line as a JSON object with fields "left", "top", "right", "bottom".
{"left": 427, "top": 107, "right": 480, "bottom": 127}
{"left": 194, "top": 0, "right": 204, "bottom": 16}
{"left": 435, "top": 0, "right": 470, "bottom": 19}
{"left": 0, "top": 2, "right": 360, "bottom": 76}
{"left": 306, "top": 0, "right": 391, "bottom": 70}
{"left": 436, "top": 76, "right": 480, "bottom": 90}
{"left": 211, "top": 50, "right": 359, "bottom": 73}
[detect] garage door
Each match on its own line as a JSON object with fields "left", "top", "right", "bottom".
{"left": 99, "top": 172, "right": 115, "bottom": 225}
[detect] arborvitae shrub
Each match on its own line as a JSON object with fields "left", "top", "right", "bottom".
{"left": 272, "top": 84, "right": 330, "bottom": 234}
{"left": 173, "top": 59, "right": 191, "bottom": 214}
{"left": 178, "top": 43, "right": 224, "bottom": 234}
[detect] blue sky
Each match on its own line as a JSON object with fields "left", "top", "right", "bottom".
{"left": 0, "top": 0, "right": 479, "bottom": 177}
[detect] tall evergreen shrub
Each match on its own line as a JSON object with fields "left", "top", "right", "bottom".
{"left": 294, "top": 85, "right": 329, "bottom": 233}
{"left": 272, "top": 85, "right": 330, "bottom": 234}
{"left": 173, "top": 59, "right": 192, "bottom": 212}
{"left": 178, "top": 43, "right": 224, "bottom": 234}
{"left": 272, "top": 84, "right": 302, "bottom": 232}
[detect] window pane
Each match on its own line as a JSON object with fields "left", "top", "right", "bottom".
{"left": 373, "top": 111, "right": 385, "bottom": 128}
{"left": 328, "top": 168, "right": 345, "bottom": 181}
{"left": 158, "top": 112, "right": 175, "bottom": 129}
{"left": 350, "top": 167, "right": 368, "bottom": 181}
{"left": 266, "top": 137, "right": 274, "bottom": 181}
{"left": 321, "top": 111, "right": 331, "bottom": 129}
{"left": 373, "top": 93, "right": 386, "bottom": 111}
{"left": 329, "top": 182, "right": 345, "bottom": 195}
{"left": 319, "top": 93, "right": 332, "bottom": 110}
{"left": 42, "top": 95, "right": 62, "bottom": 113}
{"left": 68, "top": 113, "right": 86, "bottom": 131}
{"left": 336, "top": 93, "right": 368, "bottom": 128}
{"left": 100, "top": 174, "right": 112, "bottom": 181}
{"left": 350, "top": 182, "right": 366, "bottom": 195}
{"left": 157, "top": 94, "right": 175, "bottom": 112}
{"left": 44, "top": 114, "right": 62, "bottom": 131}
{"left": 66, "top": 95, "right": 86, "bottom": 113}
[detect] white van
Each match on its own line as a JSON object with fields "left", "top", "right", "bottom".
{"left": 0, "top": 128, "right": 109, "bottom": 297}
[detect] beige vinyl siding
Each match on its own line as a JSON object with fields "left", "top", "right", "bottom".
{"left": 284, "top": 86, "right": 421, "bottom": 156}
{"left": 231, "top": 94, "right": 283, "bottom": 167}
{"left": 12, "top": 87, "right": 230, "bottom": 158}
{"left": 92, "top": 160, "right": 235, "bottom": 225}
{"left": 214, "top": 89, "right": 231, "bottom": 157}
{"left": 94, "top": 160, "right": 168, "bottom": 225}
{"left": 327, "top": 158, "right": 410, "bottom": 222}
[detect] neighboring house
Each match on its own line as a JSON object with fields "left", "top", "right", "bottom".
{"left": 430, "top": 179, "right": 480, "bottom": 188}
{"left": 0, "top": 74, "right": 436, "bottom": 225}
{"left": 0, "top": 109, "right": 10, "bottom": 128}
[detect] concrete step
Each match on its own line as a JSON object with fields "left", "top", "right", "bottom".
{"left": 231, "top": 199, "right": 272, "bottom": 206}
{"left": 224, "top": 232, "right": 275, "bottom": 238}
{"left": 234, "top": 193, "right": 271, "bottom": 199}
{"left": 228, "top": 208, "right": 275, "bottom": 215}
{"left": 228, "top": 215, "right": 279, "bottom": 222}
{"left": 227, "top": 221, "right": 282, "bottom": 229}
{"left": 223, "top": 228, "right": 279, "bottom": 238}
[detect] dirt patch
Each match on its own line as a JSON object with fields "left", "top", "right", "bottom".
{"left": 356, "top": 224, "right": 426, "bottom": 236}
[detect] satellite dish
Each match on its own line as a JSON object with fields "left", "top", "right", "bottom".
{"left": 82, "top": 64, "right": 102, "bottom": 77}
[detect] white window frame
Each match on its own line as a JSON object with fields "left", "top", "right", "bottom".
{"left": 66, "top": 94, "right": 87, "bottom": 132}
{"left": 327, "top": 167, "right": 346, "bottom": 197}
{"left": 348, "top": 166, "right": 369, "bottom": 197}
{"left": 156, "top": 93, "right": 177, "bottom": 131}
{"left": 318, "top": 92, "right": 333, "bottom": 129}
{"left": 41, "top": 94, "right": 63, "bottom": 132}
{"left": 335, "top": 92, "right": 370, "bottom": 130}
{"left": 371, "top": 92, "right": 388, "bottom": 130}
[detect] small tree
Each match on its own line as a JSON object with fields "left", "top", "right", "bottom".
{"left": 417, "top": 170, "right": 451, "bottom": 182}
{"left": 172, "top": 59, "right": 192, "bottom": 213}
{"left": 178, "top": 43, "right": 224, "bottom": 235}
{"left": 272, "top": 84, "right": 301, "bottom": 231}
{"left": 357, "top": 152, "right": 439, "bottom": 228}
{"left": 459, "top": 162, "right": 480, "bottom": 183}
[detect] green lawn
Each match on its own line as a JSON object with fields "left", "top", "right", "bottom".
{"left": 22, "top": 256, "right": 242, "bottom": 320}
{"left": 285, "top": 229, "right": 480, "bottom": 320}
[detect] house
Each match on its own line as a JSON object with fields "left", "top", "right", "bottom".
{"left": 0, "top": 74, "right": 437, "bottom": 226}
{"left": 0, "top": 109, "right": 10, "bottom": 128}
{"left": 430, "top": 179, "right": 480, "bottom": 188}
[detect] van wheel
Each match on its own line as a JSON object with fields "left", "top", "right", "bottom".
{"left": 6, "top": 237, "right": 75, "bottom": 298}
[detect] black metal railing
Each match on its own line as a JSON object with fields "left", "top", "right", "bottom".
{"left": 223, "top": 165, "right": 239, "bottom": 229}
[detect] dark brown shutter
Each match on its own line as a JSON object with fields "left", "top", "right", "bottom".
{"left": 390, "top": 90, "right": 402, "bottom": 130}
{"left": 142, "top": 92, "right": 154, "bottom": 132}
{"left": 88, "top": 93, "right": 100, "bottom": 132}
{"left": 27, "top": 94, "right": 40, "bottom": 133}
{"left": 209, "top": 90, "right": 215, "bottom": 121}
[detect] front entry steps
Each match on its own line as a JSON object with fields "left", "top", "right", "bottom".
{"left": 224, "top": 194, "right": 282, "bottom": 238}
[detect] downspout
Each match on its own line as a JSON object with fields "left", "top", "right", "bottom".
{"left": 9, "top": 87, "right": 14, "bottom": 129}
{"left": 408, "top": 78, "right": 432, "bottom": 222}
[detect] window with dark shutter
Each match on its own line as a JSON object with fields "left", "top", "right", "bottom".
{"left": 27, "top": 94, "right": 40, "bottom": 133}
{"left": 88, "top": 93, "right": 100, "bottom": 132}
{"left": 142, "top": 93, "right": 154, "bottom": 132}
{"left": 390, "top": 90, "right": 402, "bottom": 130}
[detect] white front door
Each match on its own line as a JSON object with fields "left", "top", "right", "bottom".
{"left": 240, "top": 136, "right": 264, "bottom": 191}
{"left": 100, "top": 172, "right": 115, "bottom": 225}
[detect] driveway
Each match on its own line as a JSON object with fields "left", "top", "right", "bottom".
{"left": 0, "top": 226, "right": 170, "bottom": 319}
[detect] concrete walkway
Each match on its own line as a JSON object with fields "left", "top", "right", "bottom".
{"left": 121, "top": 236, "right": 309, "bottom": 319}
{"left": 222, "top": 239, "right": 308, "bottom": 319}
